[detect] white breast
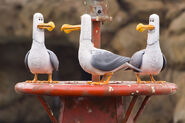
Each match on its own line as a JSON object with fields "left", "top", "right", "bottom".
{"left": 28, "top": 48, "right": 53, "bottom": 74}
{"left": 140, "top": 47, "right": 163, "bottom": 75}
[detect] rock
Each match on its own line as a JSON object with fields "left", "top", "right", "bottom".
{"left": 162, "top": 31, "right": 185, "bottom": 68}
{"left": 102, "top": 11, "right": 128, "bottom": 32}
{"left": 173, "top": 71, "right": 185, "bottom": 123}
{"left": 111, "top": 23, "right": 146, "bottom": 57}
{"left": 169, "top": 12, "right": 185, "bottom": 35}
{"left": 165, "top": 2, "right": 185, "bottom": 24}
{"left": 174, "top": 98, "right": 185, "bottom": 123}
{"left": 119, "top": 0, "right": 165, "bottom": 22}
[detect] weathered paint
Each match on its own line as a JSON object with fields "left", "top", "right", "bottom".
{"left": 15, "top": 81, "right": 177, "bottom": 96}
{"left": 92, "top": 20, "right": 101, "bottom": 82}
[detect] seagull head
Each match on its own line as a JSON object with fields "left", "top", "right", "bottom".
{"left": 60, "top": 14, "right": 92, "bottom": 34}
{"left": 61, "top": 14, "right": 92, "bottom": 42}
{"left": 136, "top": 14, "right": 159, "bottom": 33}
{"left": 33, "top": 13, "right": 55, "bottom": 32}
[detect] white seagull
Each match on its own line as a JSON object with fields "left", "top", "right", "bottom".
{"left": 61, "top": 14, "right": 141, "bottom": 85}
{"left": 130, "top": 14, "right": 167, "bottom": 83}
{"left": 25, "top": 13, "right": 59, "bottom": 83}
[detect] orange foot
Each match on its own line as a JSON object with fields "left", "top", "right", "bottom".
{"left": 88, "top": 81, "right": 109, "bottom": 85}
{"left": 40, "top": 81, "right": 59, "bottom": 83}
{"left": 25, "top": 80, "right": 38, "bottom": 83}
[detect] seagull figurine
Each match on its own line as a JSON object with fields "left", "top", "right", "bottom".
{"left": 25, "top": 13, "right": 59, "bottom": 83}
{"left": 130, "top": 14, "right": 167, "bottom": 83}
{"left": 61, "top": 14, "right": 141, "bottom": 85}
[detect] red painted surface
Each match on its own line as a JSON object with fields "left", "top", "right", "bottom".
{"left": 92, "top": 21, "right": 101, "bottom": 82}
{"left": 37, "top": 96, "right": 57, "bottom": 123}
{"left": 134, "top": 96, "right": 151, "bottom": 122}
{"left": 15, "top": 81, "right": 177, "bottom": 96}
{"left": 60, "top": 97, "right": 118, "bottom": 123}
{"left": 123, "top": 96, "right": 138, "bottom": 123}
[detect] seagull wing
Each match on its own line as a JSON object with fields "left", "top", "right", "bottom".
{"left": 161, "top": 54, "right": 167, "bottom": 71}
{"left": 130, "top": 49, "right": 145, "bottom": 69}
{"left": 24, "top": 50, "right": 30, "bottom": 69}
{"left": 91, "top": 49, "right": 140, "bottom": 72}
{"left": 47, "top": 50, "right": 59, "bottom": 71}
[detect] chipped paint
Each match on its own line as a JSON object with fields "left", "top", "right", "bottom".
{"left": 128, "top": 85, "right": 131, "bottom": 87}
{"left": 108, "top": 86, "right": 114, "bottom": 92}
{"left": 88, "top": 109, "right": 92, "bottom": 113}
{"left": 151, "top": 87, "right": 155, "bottom": 93}
{"left": 76, "top": 121, "right": 81, "bottom": 123}
{"left": 49, "top": 84, "right": 54, "bottom": 87}
{"left": 78, "top": 97, "right": 84, "bottom": 101}
{"left": 15, "top": 81, "right": 177, "bottom": 96}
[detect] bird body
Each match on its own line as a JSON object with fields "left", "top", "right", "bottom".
{"left": 130, "top": 14, "right": 166, "bottom": 83}
{"left": 25, "top": 13, "right": 58, "bottom": 83}
{"left": 140, "top": 44, "right": 163, "bottom": 75}
{"left": 76, "top": 14, "right": 141, "bottom": 84}
{"left": 62, "top": 14, "right": 141, "bottom": 84}
{"left": 28, "top": 41, "right": 53, "bottom": 74}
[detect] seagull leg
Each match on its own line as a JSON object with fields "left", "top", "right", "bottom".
{"left": 150, "top": 74, "right": 155, "bottom": 82}
{"left": 103, "top": 72, "right": 113, "bottom": 84}
{"left": 136, "top": 74, "right": 142, "bottom": 84}
{"left": 100, "top": 74, "right": 108, "bottom": 82}
{"left": 33, "top": 74, "right": 38, "bottom": 82}
{"left": 150, "top": 74, "right": 165, "bottom": 84}
{"left": 48, "top": 73, "right": 53, "bottom": 83}
{"left": 46, "top": 73, "right": 58, "bottom": 83}
{"left": 26, "top": 73, "right": 38, "bottom": 83}
{"left": 88, "top": 73, "right": 112, "bottom": 85}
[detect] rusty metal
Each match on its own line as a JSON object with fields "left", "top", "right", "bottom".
{"left": 59, "top": 97, "right": 118, "bottom": 123}
{"left": 84, "top": 0, "right": 112, "bottom": 21}
{"left": 59, "top": 97, "right": 65, "bottom": 123}
{"left": 15, "top": 81, "right": 177, "bottom": 96}
{"left": 92, "top": 21, "right": 101, "bottom": 82}
{"left": 37, "top": 96, "right": 57, "bottom": 123}
{"left": 116, "top": 97, "right": 125, "bottom": 122}
{"left": 133, "top": 96, "right": 151, "bottom": 122}
{"left": 122, "top": 96, "right": 138, "bottom": 123}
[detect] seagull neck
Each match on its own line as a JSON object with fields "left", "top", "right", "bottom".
{"left": 146, "top": 28, "right": 160, "bottom": 48}
{"left": 79, "top": 39, "right": 94, "bottom": 49}
{"left": 31, "top": 39, "right": 46, "bottom": 49}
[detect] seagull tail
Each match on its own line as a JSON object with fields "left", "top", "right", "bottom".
{"left": 125, "top": 62, "right": 141, "bottom": 72}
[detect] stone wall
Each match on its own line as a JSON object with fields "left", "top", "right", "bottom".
{"left": 0, "top": 0, "right": 184, "bottom": 122}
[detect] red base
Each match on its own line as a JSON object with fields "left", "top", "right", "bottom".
{"left": 15, "top": 81, "right": 177, "bottom": 123}
{"left": 59, "top": 97, "right": 124, "bottom": 123}
{"left": 15, "top": 81, "right": 177, "bottom": 96}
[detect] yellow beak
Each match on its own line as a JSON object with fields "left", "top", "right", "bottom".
{"left": 136, "top": 23, "right": 155, "bottom": 32}
{"left": 37, "top": 21, "right": 55, "bottom": 31}
{"left": 61, "top": 24, "right": 81, "bottom": 34}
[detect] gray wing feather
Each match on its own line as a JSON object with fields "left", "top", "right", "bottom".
{"left": 161, "top": 54, "right": 167, "bottom": 71}
{"left": 130, "top": 49, "right": 145, "bottom": 69}
{"left": 24, "top": 50, "right": 30, "bottom": 69}
{"left": 91, "top": 50, "right": 130, "bottom": 71}
{"left": 47, "top": 50, "right": 59, "bottom": 71}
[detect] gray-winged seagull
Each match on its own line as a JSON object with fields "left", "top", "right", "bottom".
{"left": 130, "top": 14, "right": 167, "bottom": 83}
{"left": 25, "top": 13, "right": 59, "bottom": 83}
{"left": 61, "top": 14, "right": 141, "bottom": 85}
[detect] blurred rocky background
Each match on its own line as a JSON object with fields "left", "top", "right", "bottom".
{"left": 0, "top": 0, "right": 184, "bottom": 122}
